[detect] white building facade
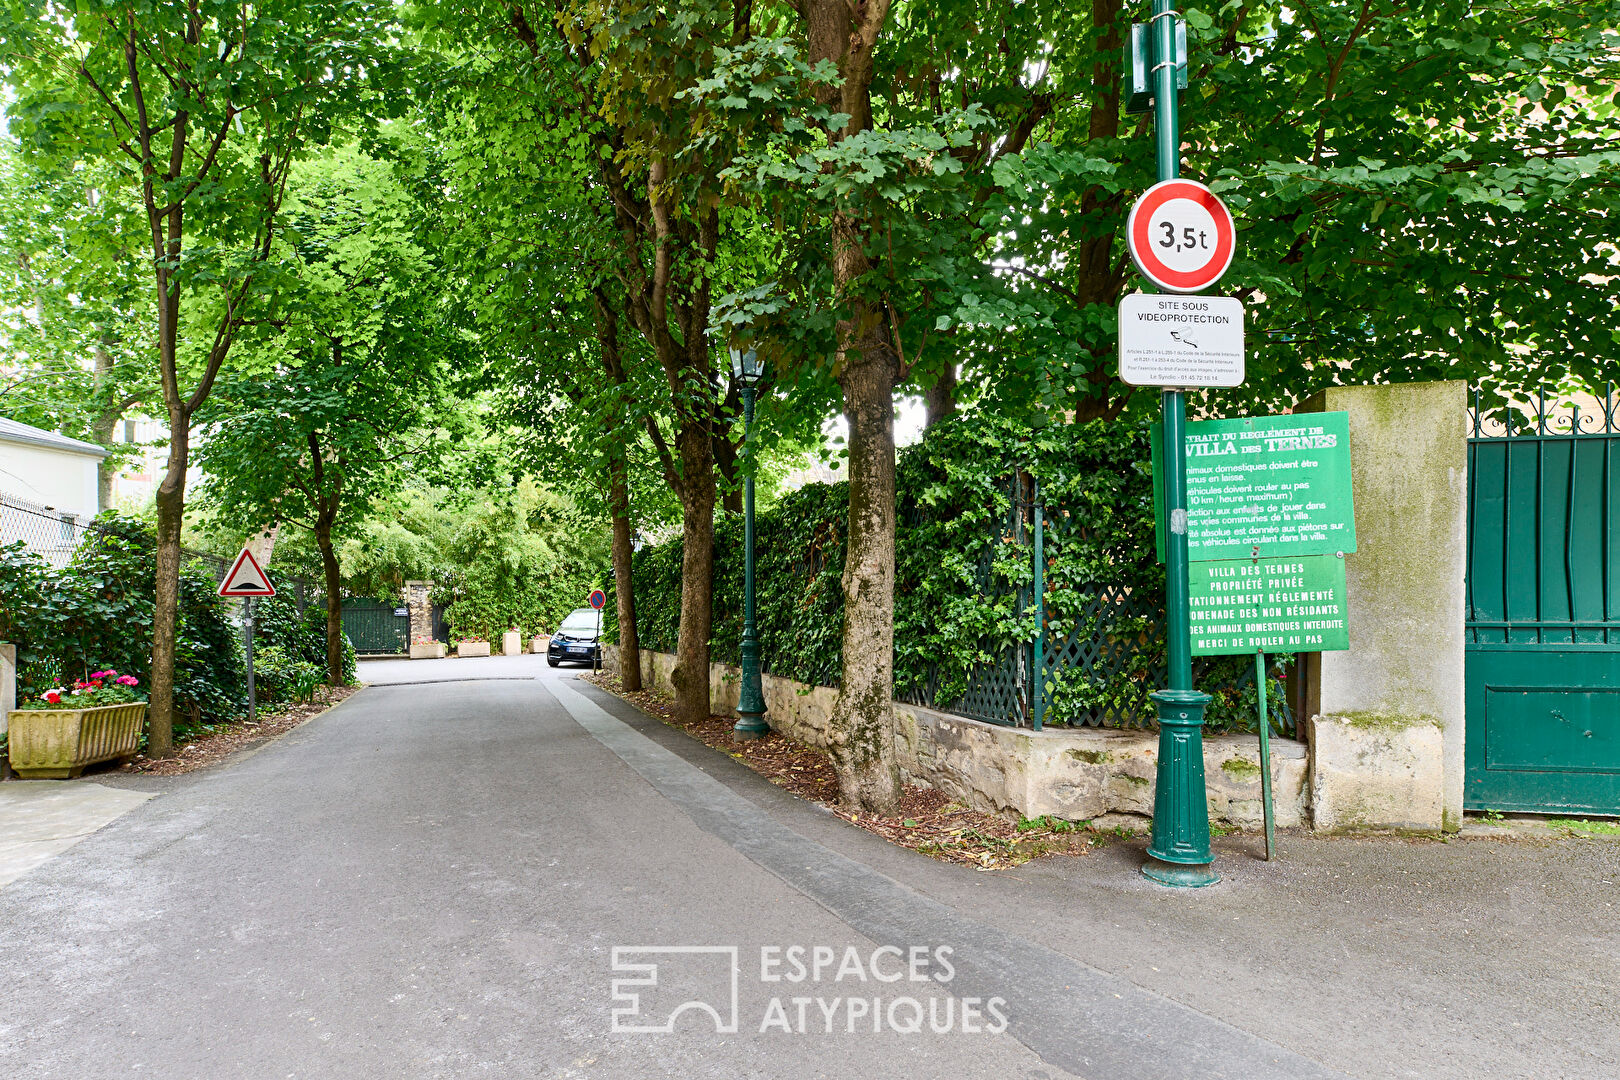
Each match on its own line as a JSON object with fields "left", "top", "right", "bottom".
{"left": 0, "top": 416, "right": 107, "bottom": 519}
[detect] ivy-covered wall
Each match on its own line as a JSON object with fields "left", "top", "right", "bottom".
{"left": 615, "top": 413, "right": 1289, "bottom": 733}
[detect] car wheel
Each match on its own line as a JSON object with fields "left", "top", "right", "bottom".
{"left": 547, "top": 656, "right": 559, "bottom": 668}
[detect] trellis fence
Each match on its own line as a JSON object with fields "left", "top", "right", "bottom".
{"left": 891, "top": 475, "right": 1287, "bottom": 735}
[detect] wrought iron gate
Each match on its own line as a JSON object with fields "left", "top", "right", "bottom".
{"left": 341, "top": 598, "right": 410, "bottom": 655}
{"left": 1466, "top": 390, "right": 1620, "bottom": 815}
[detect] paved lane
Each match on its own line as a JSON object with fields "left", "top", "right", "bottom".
{"left": 0, "top": 669, "right": 1073, "bottom": 1079}
{"left": 9, "top": 659, "right": 1599, "bottom": 1078}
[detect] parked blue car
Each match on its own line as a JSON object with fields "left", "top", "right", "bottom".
{"left": 547, "top": 608, "right": 603, "bottom": 667}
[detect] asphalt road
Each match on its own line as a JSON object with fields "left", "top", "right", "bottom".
{"left": 0, "top": 658, "right": 1614, "bottom": 1079}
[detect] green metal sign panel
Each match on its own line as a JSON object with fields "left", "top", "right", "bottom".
{"left": 1155, "top": 411, "right": 1356, "bottom": 561}
{"left": 1189, "top": 554, "right": 1350, "bottom": 656}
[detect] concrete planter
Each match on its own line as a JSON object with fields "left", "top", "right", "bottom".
{"left": 409, "top": 641, "right": 446, "bottom": 659}
{"left": 530, "top": 635, "right": 548, "bottom": 655}
{"left": 457, "top": 640, "right": 490, "bottom": 658}
{"left": 7, "top": 702, "right": 147, "bottom": 779}
{"left": 501, "top": 630, "right": 522, "bottom": 656}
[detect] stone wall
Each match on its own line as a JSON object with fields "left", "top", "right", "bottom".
{"left": 1299, "top": 382, "right": 1467, "bottom": 831}
{"left": 602, "top": 378, "right": 1468, "bottom": 833}
{"left": 605, "top": 645, "right": 1308, "bottom": 829}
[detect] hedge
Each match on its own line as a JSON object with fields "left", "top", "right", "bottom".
{"left": 612, "top": 412, "right": 1289, "bottom": 734}
{"left": 0, "top": 513, "right": 354, "bottom": 735}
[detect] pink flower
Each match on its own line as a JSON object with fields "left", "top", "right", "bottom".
{"left": 118, "top": 675, "right": 139, "bottom": 687}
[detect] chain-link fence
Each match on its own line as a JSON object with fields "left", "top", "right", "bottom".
{"left": 0, "top": 492, "right": 313, "bottom": 609}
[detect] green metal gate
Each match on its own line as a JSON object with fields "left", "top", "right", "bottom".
{"left": 341, "top": 598, "right": 410, "bottom": 655}
{"left": 1466, "top": 390, "right": 1620, "bottom": 815}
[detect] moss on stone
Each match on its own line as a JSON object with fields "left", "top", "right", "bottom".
{"left": 1221, "top": 757, "right": 1262, "bottom": 780}
{"left": 1336, "top": 710, "right": 1440, "bottom": 732}
{"left": 1066, "top": 748, "right": 1110, "bottom": 765}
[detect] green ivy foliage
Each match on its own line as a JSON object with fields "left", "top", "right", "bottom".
{"left": 253, "top": 593, "right": 357, "bottom": 686}
{"left": 0, "top": 513, "right": 248, "bottom": 729}
{"left": 252, "top": 646, "right": 325, "bottom": 705}
{"left": 619, "top": 413, "right": 1289, "bottom": 733}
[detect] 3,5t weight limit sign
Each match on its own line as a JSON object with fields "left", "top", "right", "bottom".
{"left": 1127, "top": 179, "right": 1236, "bottom": 294}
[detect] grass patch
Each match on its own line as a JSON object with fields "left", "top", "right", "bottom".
{"left": 1547, "top": 818, "right": 1620, "bottom": 837}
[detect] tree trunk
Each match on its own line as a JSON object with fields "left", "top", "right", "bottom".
{"left": 609, "top": 457, "right": 642, "bottom": 692}
{"left": 147, "top": 422, "right": 188, "bottom": 759}
{"left": 671, "top": 423, "right": 715, "bottom": 723}
{"left": 89, "top": 341, "right": 120, "bottom": 512}
{"left": 923, "top": 363, "right": 957, "bottom": 429}
{"left": 713, "top": 419, "right": 743, "bottom": 515}
{"left": 827, "top": 319, "right": 903, "bottom": 813}
{"left": 315, "top": 520, "right": 344, "bottom": 684}
{"left": 800, "top": 0, "right": 901, "bottom": 811}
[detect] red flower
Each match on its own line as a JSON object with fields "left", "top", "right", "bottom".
{"left": 44, "top": 691, "right": 61, "bottom": 705}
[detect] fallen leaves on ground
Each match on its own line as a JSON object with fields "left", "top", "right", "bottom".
{"left": 120, "top": 685, "right": 360, "bottom": 776}
{"left": 582, "top": 671, "right": 1091, "bottom": 870}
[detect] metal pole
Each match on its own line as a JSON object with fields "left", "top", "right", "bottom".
{"left": 1032, "top": 492, "right": 1045, "bottom": 732}
{"left": 244, "top": 596, "right": 257, "bottom": 723}
{"left": 734, "top": 384, "right": 769, "bottom": 740}
{"left": 1256, "top": 649, "right": 1276, "bottom": 861}
{"left": 1142, "top": 0, "right": 1217, "bottom": 888}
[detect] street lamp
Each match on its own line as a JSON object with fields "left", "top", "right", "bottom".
{"left": 729, "top": 344, "right": 769, "bottom": 741}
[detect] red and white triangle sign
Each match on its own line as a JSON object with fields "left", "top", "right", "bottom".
{"left": 218, "top": 546, "right": 276, "bottom": 597}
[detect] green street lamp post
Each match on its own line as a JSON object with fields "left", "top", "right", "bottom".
{"left": 730, "top": 345, "right": 770, "bottom": 741}
{"left": 1141, "top": 0, "right": 1218, "bottom": 888}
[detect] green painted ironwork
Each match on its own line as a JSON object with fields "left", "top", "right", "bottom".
{"left": 341, "top": 598, "right": 408, "bottom": 655}
{"left": 1032, "top": 492, "right": 1045, "bottom": 732}
{"left": 1466, "top": 386, "right": 1620, "bottom": 816}
{"left": 1141, "top": 0, "right": 1217, "bottom": 886}
{"left": 735, "top": 383, "right": 769, "bottom": 740}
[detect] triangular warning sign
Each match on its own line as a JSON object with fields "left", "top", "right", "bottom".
{"left": 218, "top": 546, "right": 277, "bottom": 597}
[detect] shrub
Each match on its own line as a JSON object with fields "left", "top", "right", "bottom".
{"left": 15, "top": 669, "right": 144, "bottom": 710}
{"left": 253, "top": 593, "right": 357, "bottom": 684}
{"left": 252, "top": 645, "right": 325, "bottom": 704}
{"left": 0, "top": 514, "right": 248, "bottom": 728}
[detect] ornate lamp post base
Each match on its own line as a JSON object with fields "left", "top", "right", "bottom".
{"left": 1142, "top": 859, "right": 1220, "bottom": 888}
{"left": 1142, "top": 688, "right": 1220, "bottom": 888}
{"left": 733, "top": 714, "right": 769, "bottom": 741}
{"left": 733, "top": 635, "right": 769, "bottom": 741}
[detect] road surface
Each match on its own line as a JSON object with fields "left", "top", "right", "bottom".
{"left": 0, "top": 656, "right": 1612, "bottom": 1079}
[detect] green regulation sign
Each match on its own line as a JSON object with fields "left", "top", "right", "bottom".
{"left": 1189, "top": 554, "right": 1349, "bottom": 655}
{"left": 1154, "top": 411, "right": 1356, "bottom": 561}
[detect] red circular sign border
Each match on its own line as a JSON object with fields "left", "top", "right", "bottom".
{"left": 1127, "top": 179, "right": 1235, "bottom": 293}
{"left": 588, "top": 589, "right": 607, "bottom": 610}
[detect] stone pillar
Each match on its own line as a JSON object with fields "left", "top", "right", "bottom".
{"left": 1299, "top": 382, "right": 1468, "bottom": 831}
{"left": 405, "top": 581, "right": 440, "bottom": 659}
{"left": 1, "top": 642, "right": 15, "bottom": 738}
